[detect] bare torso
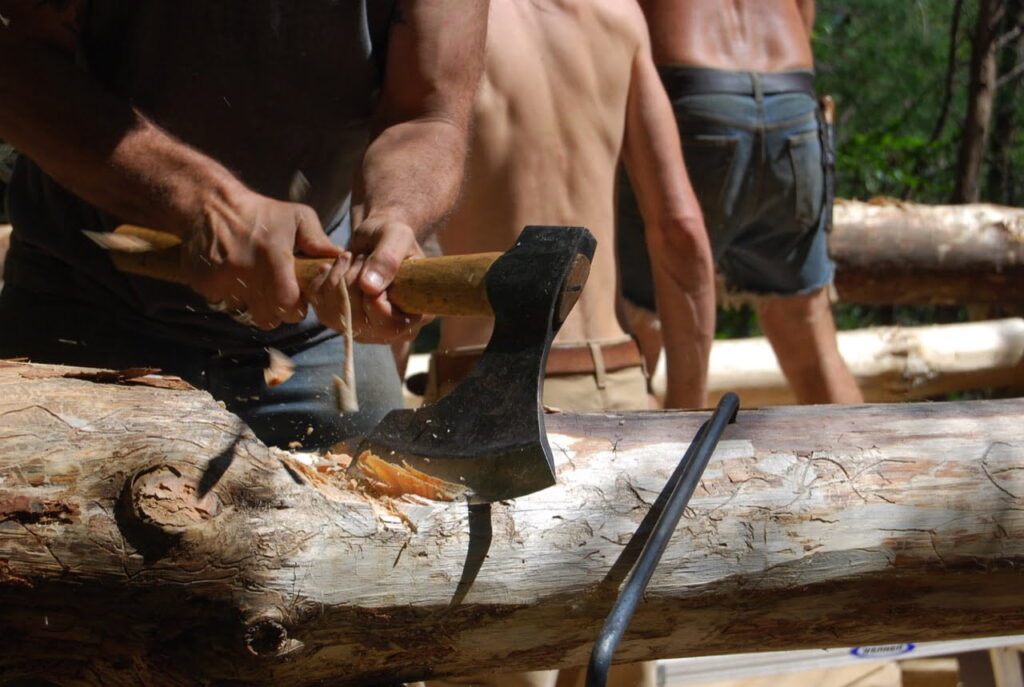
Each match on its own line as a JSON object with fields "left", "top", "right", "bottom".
{"left": 438, "top": 0, "right": 644, "bottom": 350}
{"left": 640, "top": 0, "right": 814, "bottom": 71}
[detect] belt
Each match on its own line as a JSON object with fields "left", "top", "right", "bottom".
{"left": 657, "top": 67, "right": 815, "bottom": 97}
{"left": 433, "top": 338, "right": 643, "bottom": 389}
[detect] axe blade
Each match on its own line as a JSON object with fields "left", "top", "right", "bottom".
{"left": 359, "top": 225, "right": 596, "bottom": 503}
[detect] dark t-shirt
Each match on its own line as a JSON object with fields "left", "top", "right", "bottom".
{"left": 5, "top": 0, "right": 397, "bottom": 349}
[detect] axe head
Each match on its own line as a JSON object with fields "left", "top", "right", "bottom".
{"left": 358, "top": 226, "right": 596, "bottom": 503}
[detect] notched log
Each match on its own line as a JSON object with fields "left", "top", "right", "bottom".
{"left": 1, "top": 362, "right": 1023, "bottom": 686}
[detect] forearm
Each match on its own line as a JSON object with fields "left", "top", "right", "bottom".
{"left": 622, "top": 30, "right": 716, "bottom": 408}
{"left": 0, "top": 31, "right": 246, "bottom": 237}
{"left": 353, "top": 117, "right": 468, "bottom": 240}
{"left": 648, "top": 219, "right": 715, "bottom": 409}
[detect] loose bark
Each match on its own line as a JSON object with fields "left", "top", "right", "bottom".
{"left": 2, "top": 361, "right": 1024, "bottom": 686}
{"left": 828, "top": 199, "right": 1024, "bottom": 305}
{"left": 650, "top": 318, "right": 1024, "bottom": 407}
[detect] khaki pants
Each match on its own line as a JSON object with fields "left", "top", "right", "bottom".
{"left": 421, "top": 346, "right": 655, "bottom": 687}
{"left": 424, "top": 350, "right": 649, "bottom": 412}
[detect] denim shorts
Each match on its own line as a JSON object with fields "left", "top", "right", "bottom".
{"left": 618, "top": 67, "right": 834, "bottom": 311}
{"left": 0, "top": 283, "right": 403, "bottom": 450}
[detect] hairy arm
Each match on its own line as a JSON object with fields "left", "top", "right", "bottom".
{"left": 620, "top": 13, "right": 715, "bottom": 409}
{"left": 0, "top": 1, "right": 340, "bottom": 330}
{"left": 345, "top": 0, "right": 488, "bottom": 342}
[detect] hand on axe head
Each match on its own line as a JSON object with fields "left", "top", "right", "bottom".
{"left": 343, "top": 216, "right": 431, "bottom": 344}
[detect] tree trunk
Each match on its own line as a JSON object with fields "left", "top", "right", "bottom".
{"left": 2, "top": 361, "right": 1024, "bottom": 686}
{"left": 954, "top": 0, "right": 1004, "bottom": 203}
{"left": 650, "top": 318, "right": 1024, "bottom": 407}
{"left": 986, "top": 0, "right": 1024, "bottom": 206}
{"left": 829, "top": 199, "right": 1024, "bottom": 305}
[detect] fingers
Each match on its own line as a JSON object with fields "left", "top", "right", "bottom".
{"left": 252, "top": 248, "right": 304, "bottom": 329}
{"left": 344, "top": 218, "right": 428, "bottom": 342}
{"left": 353, "top": 290, "right": 429, "bottom": 344}
{"left": 347, "top": 254, "right": 427, "bottom": 343}
{"left": 306, "top": 253, "right": 354, "bottom": 333}
{"left": 294, "top": 206, "right": 344, "bottom": 259}
{"left": 184, "top": 197, "right": 336, "bottom": 331}
{"left": 349, "top": 220, "right": 423, "bottom": 296}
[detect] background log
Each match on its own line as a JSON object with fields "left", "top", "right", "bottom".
{"left": 2, "top": 361, "right": 1024, "bottom": 685}
{"left": 650, "top": 318, "right": 1024, "bottom": 406}
{"left": 830, "top": 199, "right": 1024, "bottom": 305}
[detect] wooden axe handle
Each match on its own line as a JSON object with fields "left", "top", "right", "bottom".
{"left": 106, "top": 225, "right": 500, "bottom": 317}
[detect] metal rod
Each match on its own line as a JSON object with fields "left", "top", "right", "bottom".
{"left": 585, "top": 392, "right": 740, "bottom": 687}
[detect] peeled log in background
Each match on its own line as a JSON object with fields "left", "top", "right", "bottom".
{"left": 830, "top": 199, "right": 1024, "bottom": 305}
{"left": 651, "top": 318, "right": 1024, "bottom": 407}
{"left": 2, "top": 361, "right": 1024, "bottom": 686}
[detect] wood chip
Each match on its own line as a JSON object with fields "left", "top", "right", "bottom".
{"left": 264, "top": 348, "right": 295, "bottom": 387}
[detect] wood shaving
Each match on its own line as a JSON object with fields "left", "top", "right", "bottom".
{"left": 348, "top": 450, "right": 467, "bottom": 502}
{"left": 334, "top": 273, "right": 359, "bottom": 413}
{"left": 263, "top": 348, "right": 295, "bottom": 387}
{"left": 81, "top": 229, "right": 156, "bottom": 253}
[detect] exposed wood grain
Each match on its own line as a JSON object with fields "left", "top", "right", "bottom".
{"left": 650, "top": 318, "right": 1024, "bottom": 406}
{"left": 1, "top": 361, "right": 1023, "bottom": 686}
{"left": 831, "top": 199, "right": 1024, "bottom": 304}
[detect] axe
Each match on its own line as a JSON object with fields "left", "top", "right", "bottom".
{"left": 86, "top": 224, "right": 596, "bottom": 503}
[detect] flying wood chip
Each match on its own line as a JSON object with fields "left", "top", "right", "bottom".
{"left": 263, "top": 348, "right": 295, "bottom": 387}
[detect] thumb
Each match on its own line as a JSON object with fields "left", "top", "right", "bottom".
{"left": 294, "top": 208, "right": 343, "bottom": 258}
{"left": 359, "top": 225, "right": 411, "bottom": 296}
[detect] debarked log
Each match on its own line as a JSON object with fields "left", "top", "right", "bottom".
{"left": 1, "top": 361, "right": 1023, "bottom": 686}
{"left": 830, "top": 199, "right": 1024, "bottom": 305}
{"left": 650, "top": 318, "right": 1024, "bottom": 407}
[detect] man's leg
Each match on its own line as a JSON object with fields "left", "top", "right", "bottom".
{"left": 756, "top": 288, "right": 863, "bottom": 404}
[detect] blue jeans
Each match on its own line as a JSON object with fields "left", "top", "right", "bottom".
{"left": 0, "top": 283, "right": 402, "bottom": 449}
{"left": 618, "top": 67, "right": 834, "bottom": 311}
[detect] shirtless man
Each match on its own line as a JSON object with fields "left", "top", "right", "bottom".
{"left": 0, "top": 1, "right": 487, "bottom": 448}
{"left": 425, "top": 0, "right": 715, "bottom": 417}
{"left": 619, "top": 0, "right": 864, "bottom": 404}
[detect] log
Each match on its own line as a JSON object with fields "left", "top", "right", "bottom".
{"left": 830, "top": 199, "right": 1024, "bottom": 305}
{"left": 649, "top": 318, "right": 1024, "bottom": 407}
{"left": 2, "top": 361, "right": 1024, "bottom": 686}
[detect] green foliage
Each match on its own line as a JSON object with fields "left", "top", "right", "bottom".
{"left": 714, "top": 305, "right": 761, "bottom": 339}
{"left": 814, "top": 0, "right": 981, "bottom": 203}
{"left": 839, "top": 131, "right": 956, "bottom": 200}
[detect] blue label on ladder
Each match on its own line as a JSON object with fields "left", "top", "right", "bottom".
{"left": 850, "top": 643, "right": 916, "bottom": 659}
